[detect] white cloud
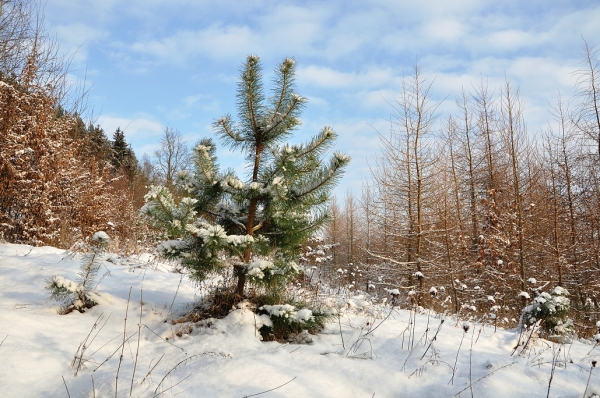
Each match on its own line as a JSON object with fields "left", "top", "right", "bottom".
{"left": 297, "top": 66, "right": 354, "bottom": 88}
{"left": 360, "top": 89, "right": 398, "bottom": 110}
{"left": 424, "top": 18, "right": 467, "bottom": 42}
{"left": 97, "top": 115, "right": 164, "bottom": 155}
{"left": 304, "top": 95, "right": 329, "bottom": 110}
{"left": 42, "top": 0, "right": 600, "bottom": 195}
{"left": 128, "top": 24, "right": 259, "bottom": 64}
{"left": 297, "top": 66, "right": 397, "bottom": 89}
{"left": 53, "top": 23, "right": 107, "bottom": 66}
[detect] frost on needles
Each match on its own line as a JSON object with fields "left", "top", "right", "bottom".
{"left": 46, "top": 232, "right": 109, "bottom": 314}
{"left": 141, "top": 55, "right": 349, "bottom": 296}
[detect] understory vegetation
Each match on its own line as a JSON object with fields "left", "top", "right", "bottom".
{"left": 321, "top": 50, "right": 600, "bottom": 337}
{"left": 3, "top": 0, "right": 600, "bottom": 344}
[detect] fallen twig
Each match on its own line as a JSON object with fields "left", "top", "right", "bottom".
{"left": 140, "top": 354, "right": 164, "bottom": 387}
{"left": 452, "top": 362, "right": 516, "bottom": 397}
{"left": 143, "top": 324, "right": 186, "bottom": 353}
{"left": 152, "top": 373, "right": 191, "bottom": 397}
{"left": 92, "top": 331, "right": 138, "bottom": 372}
{"left": 243, "top": 376, "right": 297, "bottom": 398}
{"left": 154, "top": 355, "right": 198, "bottom": 394}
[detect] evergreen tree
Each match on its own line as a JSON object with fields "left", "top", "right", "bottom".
{"left": 142, "top": 55, "right": 349, "bottom": 296}
{"left": 111, "top": 127, "right": 139, "bottom": 181}
{"left": 111, "top": 127, "right": 128, "bottom": 169}
{"left": 46, "top": 231, "right": 110, "bottom": 313}
{"left": 88, "top": 123, "right": 112, "bottom": 163}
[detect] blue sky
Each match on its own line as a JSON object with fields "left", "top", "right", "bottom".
{"left": 44, "top": 0, "right": 600, "bottom": 194}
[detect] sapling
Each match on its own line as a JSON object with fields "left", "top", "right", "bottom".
{"left": 521, "top": 287, "right": 573, "bottom": 340}
{"left": 141, "top": 55, "right": 349, "bottom": 301}
{"left": 46, "top": 232, "right": 109, "bottom": 313}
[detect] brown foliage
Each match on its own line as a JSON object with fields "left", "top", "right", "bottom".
{"left": 0, "top": 79, "right": 145, "bottom": 250}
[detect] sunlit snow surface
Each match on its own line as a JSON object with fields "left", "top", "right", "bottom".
{"left": 0, "top": 243, "right": 599, "bottom": 397}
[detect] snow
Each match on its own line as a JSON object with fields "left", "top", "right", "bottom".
{"left": 46, "top": 275, "right": 80, "bottom": 293}
{"left": 462, "top": 321, "right": 471, "bottom": 332}
{"left": 1, "top": 242, "right": 600, "bottom": 397}
{"left": 260, "top": 305, "right": 314, "bottom": 323}
{"left": 157, "top": 239, "right": 187, "bottom": 254}
{"left": 226, "top": 234, "right": 254, "bottom": 246}
{"left": 334, "top": 153, "right": 350, "bottom": 162}
{"left": 91, "top": 231, "right": 109, "bottom": 243}
{"left": 246, "top": 260, "right": 275, "bottom": 279}
{"left": 552, "top": 286, "right": 569, "bottom": 296}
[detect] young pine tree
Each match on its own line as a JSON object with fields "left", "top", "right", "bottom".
{"left": 46, "top": 232, "right": 110, "bottom": 313}
{"left": 142, "top": 55, "right": 349, "bottom": 296}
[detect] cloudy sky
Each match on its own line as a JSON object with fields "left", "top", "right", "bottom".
{"left": 44, "top": 0, "right": 600, "bottom": 194}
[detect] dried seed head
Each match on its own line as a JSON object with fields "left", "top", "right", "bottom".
{"left": 592, "top": 360, "right": 597, "bottom": 367}
{"left": 462, "top": 321, "right": 471, "bottom": 333}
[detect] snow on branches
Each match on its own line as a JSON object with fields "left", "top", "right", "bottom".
{"left": 142, "top": 55, "right": 348, "bottom": 296}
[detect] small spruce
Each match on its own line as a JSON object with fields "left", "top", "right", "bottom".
{"left": 521, "top": 286, "right": 573, "bottom": 338}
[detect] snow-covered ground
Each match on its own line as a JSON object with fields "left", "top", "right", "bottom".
{"left": 0, "top": 242, "right": 599, "bottom": 397}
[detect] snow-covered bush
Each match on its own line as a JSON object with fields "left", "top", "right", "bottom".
{"left": 521, "top": 286, "right": 573, "bottom": 338}
{"left": 258, "top": 303, "right": 329, "bottom": 341}
{"left": 46, "top": 232, "right": 109, "bottom": 314}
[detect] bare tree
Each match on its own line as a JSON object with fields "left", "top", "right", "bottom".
{"left": 573, "top": 39, "right": 600, "bottom": 156}
{"left": 370, "top": 64, "right": 441, "bottom": 305}
{"left": 152, "top": 127, "right": 191, "bottom": 188}
{"left": 0, "top": 0, "right": 75, "bottom": 104}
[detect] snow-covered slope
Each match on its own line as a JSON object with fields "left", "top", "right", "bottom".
{"left": 0, "top": 243, "right": 598, "bottom": 397}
